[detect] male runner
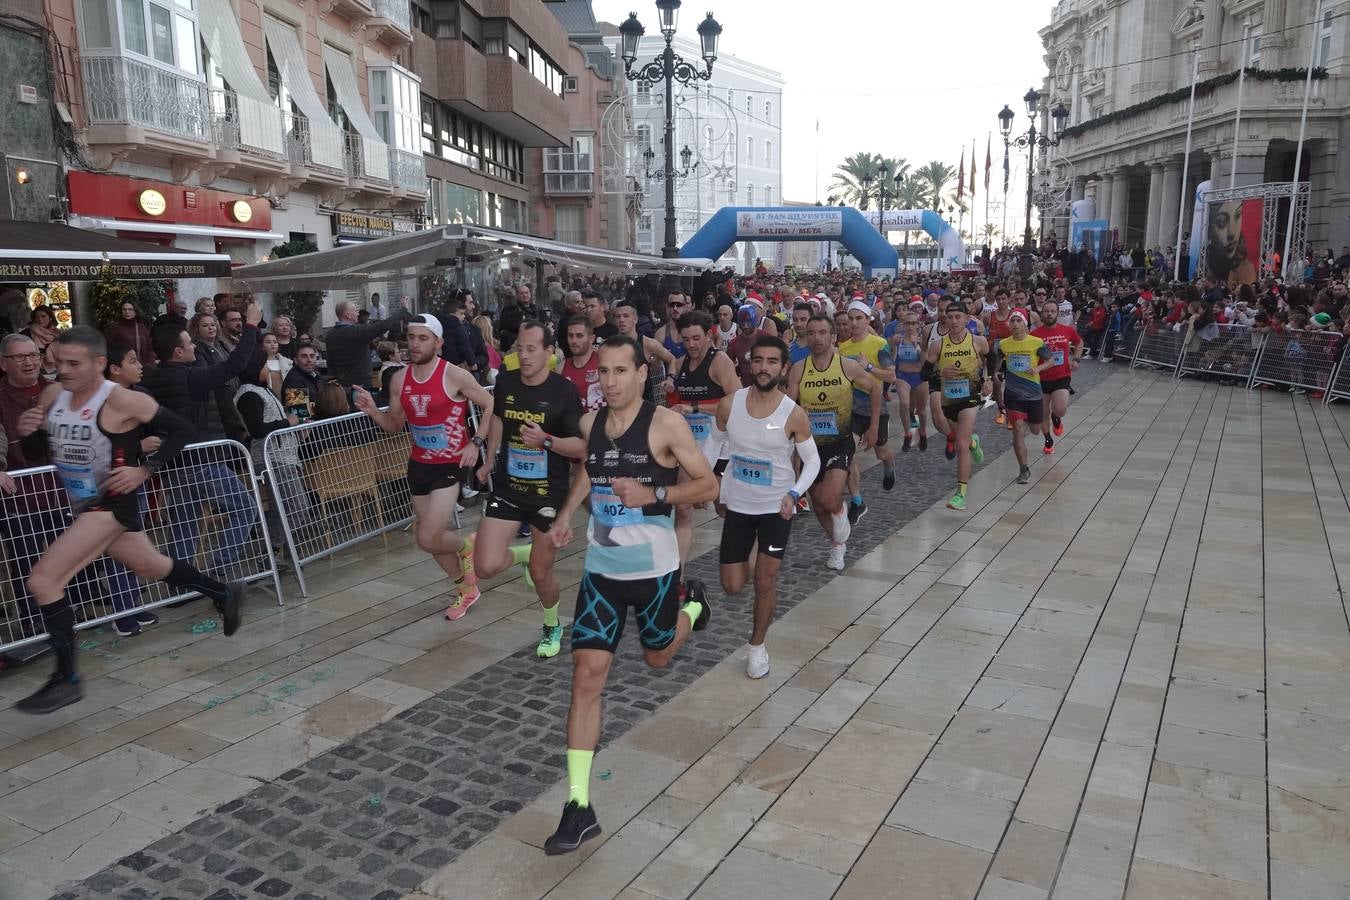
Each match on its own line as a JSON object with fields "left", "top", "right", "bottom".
{"left": 14, "top": 327, "right": 245, "bottom": 713}
{"left": 560, "top": 316, "right": 604, "bottom": 412}
{"left": 652, "top": 287, "right": 690, "bottom": 362}
{"left": 927, "top": 300, "right": 991, "bottom": 510}
{"left": 354, "top": 315, "right": 493, "bottom": 619}
{"left": 1031, "top": 300, "right": 1083, "bottom": 455}
{"left": 998, "top": 309, "right": 1053, "bottom": 483}
{"left": 716, "top": 335, "right": 818, "bottom": 679}
{"left": 787, "top": 315, "right": 880, "bottom": 571}
{"left": 665, "top": 310, "right": 739, "bottom": 606}
{"left": 470, "top": 321, "right": 584, "bottom": 658}
{"left": 787, "top": 302, "right": 814, "bottom": 363}
{"left": 984, "top": 287, "right": 1014, "bottom": 426}
{"left": 543, "top": 336, "right": 718, "bottom": 854}
{"left": 839, "top": 299, "right": 896, "bottom": 523}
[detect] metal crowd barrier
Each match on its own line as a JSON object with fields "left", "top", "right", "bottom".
{"left": 0, "top": 439, "right": 281, "bottom": 657}
{"left": 1130, "top": 325, "right": 1187, "bottom": 375}
{"left": 1323, "top": 353, "right": 1350, "bottom": 405}
{"left": 1250, "top": 329, "right": 1343, "bottom": 394}
{"left": 264, "top": 390, "right": 491, "bottom": 597}
{"left": 1176, "top": 324, "right": 1265, "bottom": 387}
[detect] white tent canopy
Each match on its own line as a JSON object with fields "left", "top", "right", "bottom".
{"left": 231, "top": 224, "right": 713, "bottom": 292}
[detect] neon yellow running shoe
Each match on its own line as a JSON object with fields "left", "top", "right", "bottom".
{"left": 536, "top": 624, "right": 563, "bottom": 658}
{"left": 947, "top": 491, "right": 967, "bottom": 511}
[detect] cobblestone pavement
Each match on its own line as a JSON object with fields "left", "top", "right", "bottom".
{"left": 57, "top": 365, "right": 1120, "bottom": 899}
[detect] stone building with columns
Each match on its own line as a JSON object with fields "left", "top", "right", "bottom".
{"left": 1039, "top": 0, "right": 1348, "bottom": 262}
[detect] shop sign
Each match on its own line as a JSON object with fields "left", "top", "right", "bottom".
{"left": 0, "top": 261, "right": 227, "bottom": 279}
{"left": 138, "top": 189, "right": 167, "bottom": 216}
{"left": 228, "top": 200, "right": 254, "bottom": 223}
{"left": 333, "top": 212, "right": 395, "bottom": 240}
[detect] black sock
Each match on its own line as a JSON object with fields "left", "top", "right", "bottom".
{"left": 165, "top": 559, "right": 230, "bottom": 605}
{"left": 41, "top": 597, "right": 78, "bottom": 683}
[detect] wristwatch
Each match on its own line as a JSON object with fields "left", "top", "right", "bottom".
{"left": 788, "top": 489, "right": 801, "bottom": 501}
{"left": 654, "top": 485, "right": 668, "bottom": 504}
{"left": 471, "top": 436, "right": 486, "bottom": 449}
{"left": 542, "top": 435, "right": 554, "bottom": 451}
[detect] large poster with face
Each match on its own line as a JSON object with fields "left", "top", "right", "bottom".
{"left": 1206, "top": 198, "right": 1262, "bottom": 289}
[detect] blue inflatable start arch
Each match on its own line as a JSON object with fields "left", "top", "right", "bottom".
{"left": 680, "top": 207, "right": 966, "bottom": 276}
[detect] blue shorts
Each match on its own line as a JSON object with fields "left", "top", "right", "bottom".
{"left": 896, "top": 370, "right": 925, "bottom": 389}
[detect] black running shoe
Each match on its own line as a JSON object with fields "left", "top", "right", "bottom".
{"left": 847, "top": 499, "right": 867, "bottom": 525}
{"left": 685, "top": 579, "right": 712, "bottom": 631}
{"left": 217, "top": 582, "right": 245, "bottom": 637}
{"left": 544, "top": 800, "right": 601, "bottom": 855}
{"left": 902, "top": 433, "right": 912, "bottom": 452}
{"left": 134, "top": 611, "right": 159, "bottom": 627}
{"left": 882, "top": 468, "right": 896, "bottom": 491}
{"left": 113, "top": 618, "right": 141, "bottom": 637}
{"left": 918, "top": 433, "right": 928, "bottom": 451}
{"left": 15, "top": 674, "right": 83, "bottom": 714}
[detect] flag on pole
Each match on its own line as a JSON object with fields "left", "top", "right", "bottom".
{"left": 957, "top": 147, "right": 965, "bottom": 200}
{"left": 970, "top": 140, "right": 977, "bottom": 200}
{"left": 984, "top": 135, "right": 992, "bottom": 192}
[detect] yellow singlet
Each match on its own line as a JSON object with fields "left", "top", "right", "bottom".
{"left": 798, "top": 352, "right": 854, "bottom": 444}
{"left": 938, "top": 331, "right": 981, "bottom": 405}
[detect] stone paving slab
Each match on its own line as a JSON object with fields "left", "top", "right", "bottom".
{"left": 37, "top": 367, "right": 1126, "bottom": 898}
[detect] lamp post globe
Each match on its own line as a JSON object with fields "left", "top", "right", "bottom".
{"left": 697, "top": 13, "right": 722, "bottom": 64}
{"left": 618, "top": 14, "right": 644, "bottom": 64}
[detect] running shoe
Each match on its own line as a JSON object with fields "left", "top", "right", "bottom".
{"left": 1017, "top": 464, "right": 1031, "bottom": 484}
{"left": 15, "top": 674, "right": 83, "bottom": 714}
{"left": 1052, "top": 416, "right": 1064, "bottom": 437}
{"left": 445, "top": 585, "right": 480, "bottom": 621}
{"left": 113, "top": 618, "right": 141, "bottom": 637}
{"left": 882, "top": 467, "right": 896, "bottom": 491}
{"left": 848, "top": 498, "right": 867, "bottom": 525}
{"left": 517, "top": 522, "right": 530, "bottom": 539}
{"left": 902, "top": 433, "right": 912, "bottom": 452}
{"left": 831, "top": 509, "right": 852, "bottom": 545}
{"left": 946, "top": 492, "right": 967, "bottom": 511}
{"left": 918, "top": 433, "right": 928, "bottom": 452}
{"left": 970, "top": 434, "right": 984, "bottom": 465}
{"left": 945, "top": 436, "right": 956, "bottom": 460}
{"left": 826, "top": 542, "right": 846, "bottom": 571}
{"left": 544, "top": 800, "right": 601, "bottom": 856}
{"left": 536, "top": 624, "right": 563, "bottom": 658}
{"left": 995, "top": 412, "right": 1006, "bottom": 426}
{"left": 746, "top": 643, "right": 770, "bottom": 679}
{"left": 685, "top": 579, "right": 712, "bottom": 631}
{"left": 134, "top": 611, "right": 159, "bottom": 627}
{"left": 1043, "top": 441, "right": 1055, "bottom": 455}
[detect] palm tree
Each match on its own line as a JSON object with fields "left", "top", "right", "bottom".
{"left": 891, "top": 175, "right": 927, "bottom": 268}
{"left": 980, "top": 222, "right": 1000, "bottom": 249}
{"left": 829, "top": 152, "right": 882, "bottom": 209}
{"left": 915, "top": 161, "right": 958, "bottom": 212}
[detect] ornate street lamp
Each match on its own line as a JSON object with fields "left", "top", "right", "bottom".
{"left": 620, "top": 2, "right": 723, "bottom": 258}
{"left": 999, "top": 88, "right": 1069, "bottom": 257}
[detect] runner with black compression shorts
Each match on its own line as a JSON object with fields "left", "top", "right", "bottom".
{"left": 927, "top": 300, "right": 991, "bottom": 511}
{"left": 469, "top": 321, "right": 585, "bottom": 659}
{"left": 542, "top": 336, "right": 718, "bottom": 856}
{"left": 355, "top": 315, "right": 493, "bottom": 620}
{"left": 716, "top": 334, "right": 819, "bottom": 679}
{"left": 787, "top": 314, "right": 880, "bottom": 572}
{"left": 12, "top": 326, "right": 246, "bottom": 714}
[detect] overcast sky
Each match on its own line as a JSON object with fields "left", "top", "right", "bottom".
{"left": 590, "top": 0, "right": 1053, "bottom": 232}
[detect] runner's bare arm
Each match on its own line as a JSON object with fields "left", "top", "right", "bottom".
{"left": 785, "top": 404, "right": 813, "bottom": 444}
{"left": 546, "top": 411, "right": 596, "bottom": 548}
{"left": 841, "top": 357, "right": 881, "bottom": 447}
{"left": 645, "top": 336, "right": 675, "bottom": 369}
{"left": 354, "top": 369, "right": 406, "bottom": 431}
{"left": 710, "top": 352, "right": 743, "bottom": 396}
{"left": 105, "top": 387, "right": 194, "bottom": 492}
{"left": 785, "top": 361, "right": 804, "bottom": 402}
{"left": 714, "top": 394, "right": 733, "bottom": 432}
{"left": 447, "top": 364, "right": 494, "bottom": 419}
{"left": 476, "top": 414, "right": 502, "bottom": 484}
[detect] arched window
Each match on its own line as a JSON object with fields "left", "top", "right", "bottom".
{"left": 764, "top": 99, "right": 772, "bottom": 123}
{"left": 746, "top": 183, "right": 755, "bottom": 205}
{"left": 746, "top": 135, "right": 754, "bottom": 164}
{"left": 764, "top": 139, "right": 773, "bottom": 168}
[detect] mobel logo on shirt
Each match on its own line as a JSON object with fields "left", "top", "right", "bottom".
{"left": 504, "top": 408, "right": 546, "bottom": 424}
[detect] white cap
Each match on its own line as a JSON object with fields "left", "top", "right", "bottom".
{"left": 410, "top": 314, "right": 442, "bottom": 338}
{"left": 847, "top": 299, "right": 873, "bottom": 317}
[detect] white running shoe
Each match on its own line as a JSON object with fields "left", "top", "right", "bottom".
{"left": 831, "top": 509, "right": 851, "bottom": 545}
{"left": 746, "top": 643, "right": 770, "bottom": 679}
{"left": 827, "top": 542, "right": 846, "bottom": 571}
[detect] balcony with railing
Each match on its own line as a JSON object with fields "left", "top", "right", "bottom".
{"left": 543, "top": 149, "right": 594, "bottom": 194}
{"left": 282, "top": 112, "right": 348, "bottom": 180}
{"left": 208, "top": 90, "right": 286, "bottom": 165}
{"left": 81, "top": 55, "right": 210, "bottom": 151}
{"left": 369, "top": 0, "right": 412, "bottom": 46}
{"left": 388, "top": 148, "right": 426, "bottom": 195}
{"left": 345, "top": 132, "right": 392, "bottom": 184}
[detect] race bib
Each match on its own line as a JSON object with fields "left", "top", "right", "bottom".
{"left": 56, "top": 461, "right": 97, "bottom": 500}
{"left": 507, "top": 446, "right": 547, "bottom": 480}
{"left": 1051, "top": 349, "right": 1066, "bottom": 367}
{"left": 808, "top": 410, "right": 838, "bottom": 436}
{"left": 942, "top": 380, "right": 971, "bottom": 401}
{"left": 730, "top": 454, "right": 772, "bottom": 486}
{"left": 897, "top": 345, "right": 920, "bottom": 363}
{"left": 410, "top": 423, "right": 448, "bottom": 452}
{"left": 685, "top": 411, "right": 713, "bottom": 443}
{"left": 590, "top": 485, "right": 643, "bottom": 527}
{"left": 1007, "top": 353, "right": 1032, "bottom": 373}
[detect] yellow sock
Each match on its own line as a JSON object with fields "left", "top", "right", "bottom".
{"left": 543, "top": 604, "right": 560, "bottom": 628}
{"left": 567, "top": 748, "right": 593, "bottom": 807}
{"left": 510, "top": 543, "right": 532, "bottom": 566}
{"left": 682, "top": 600, "right": 704, "bottom": 626}
{"left": 957, "top": 482, "right": 968, "bottom": 497}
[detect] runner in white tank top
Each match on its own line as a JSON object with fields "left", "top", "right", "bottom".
{"left": 714, "top": 334, "right": 820, "bottom": 680}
